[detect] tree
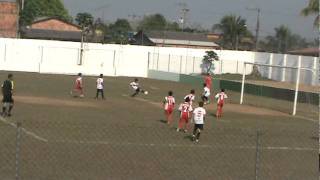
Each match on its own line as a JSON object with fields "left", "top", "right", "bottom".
{"left": 137, "top": 14, "right": 167, "bottom": 31}
{"left": 109, "top": 19, "right": 132, "bottom": 44}
{"left": 301, "top": 0, "right": 319, "bottom": 27}
{"left": 75, "top": 12, "right": 94, "bottom": 29}
{"left": 259, "top": 25, "right": 311, "bottom": 53}
{"left": 274, "top": 25, "right": 291, "bottom": 53}
{"left": 20, "top": 0, "right": 71, "bottom": 25}
{"left": 213, "top": 15, "right": 249, "bottom": 50}
{"left": 202, "top": 51, "right": 219, "bottom": 74}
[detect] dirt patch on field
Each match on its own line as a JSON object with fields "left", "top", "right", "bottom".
{"left": 222, "top": 103, "right": 287, "bottom": 116}
{"left": 15, "top": 96, "right": 99, "bottom": 108}
{"left": 132, "top": 96, "right": 288, "bottom": 117}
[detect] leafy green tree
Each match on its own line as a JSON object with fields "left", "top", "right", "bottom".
{"left": 75, "top": 12, "right": 94, "bottom": 29}
{"left": 20, "top": 0, "right": 71, "bottom": 25}
{"left": 137, "top": 14, "right": 167, "bottom": 31}
{"left": 202, "top": 51, "right": 219, "bottom": 74}
{"left": 213, "top": 15, "right": 249, "bottom": 50}
{"left": 109, "top": 19, "right": 132, "bottom": 44}
{"left": 301, "top": 0, "right": 319, "bottom": 27}
{"left": 259, "top": 25, "right": 311, "bottom": 53}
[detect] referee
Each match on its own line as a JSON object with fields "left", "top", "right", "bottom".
{"left": 1, "top": 74, "right": 14, "bottom": 117}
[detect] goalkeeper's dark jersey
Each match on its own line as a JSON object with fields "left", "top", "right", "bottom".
{"left": 2, "top": 80, "right": 13, "bottom": 95}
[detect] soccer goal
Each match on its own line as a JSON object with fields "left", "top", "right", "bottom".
{"left": 240, "top": 58, "right": 318, "bottom": 117}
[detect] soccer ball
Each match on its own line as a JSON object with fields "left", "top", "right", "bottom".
{"left": 144, "top": 91, "right": 148, "bottom": 95}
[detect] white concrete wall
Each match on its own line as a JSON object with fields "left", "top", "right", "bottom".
{"left": 0, "top": 38, "right": 318, "bottom": 85}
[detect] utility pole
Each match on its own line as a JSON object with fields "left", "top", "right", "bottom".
{"left": 178, "top": 2, "right": 189, "bottom": 31}
{"left": 247, "top": 7, "right": 261, "bottom": 51}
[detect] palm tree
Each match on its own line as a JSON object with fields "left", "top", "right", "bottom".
{"left": 213, "top": 15, "right": 248, "bottom": 50}
{"left": 301, "top": 0, "right": 319, "bottom": 27}
{"left": 274, "top": 25, "right": 291, "bottom": 53}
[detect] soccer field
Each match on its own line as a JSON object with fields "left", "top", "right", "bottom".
{"left": 0, "top": 71, "right": 318, "bottom": 180}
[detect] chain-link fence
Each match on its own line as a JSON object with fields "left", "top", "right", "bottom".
{"left": 1, "top": 114, "right": 318, "bottom": 180}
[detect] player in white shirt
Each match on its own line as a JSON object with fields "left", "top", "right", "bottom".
{"left": 192, "top": 101, "right": 206, "bottom": 143}
{"left": 184, "top": 89, "right": 195, "bottom": 106}
{"left": 95, "top": 74, "right": 105, "bottom": 99}
{"left": 215, "top": 89, "right": 228, "bottom": 118}
{"left": 201, "top": 83, "right": 211, "bottom": 104}
{"left": 130, "top": 78, "right": 146, "bottom": 97}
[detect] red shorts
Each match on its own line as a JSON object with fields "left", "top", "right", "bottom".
{"left": 218, "top": 103, "right": 224, "bottom": 108}
{"left": 165, "top": 107, "right": 173, "bottom": 114}
{"left": 180, "top": 113, "right": 189, "bottom": 121}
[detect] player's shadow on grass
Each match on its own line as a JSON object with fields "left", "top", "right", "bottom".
{"left": 183, "top": 134, "right": 194, "bottom": 142}
{"left": 158, "top": 119, "right": 167, "bottom": 124}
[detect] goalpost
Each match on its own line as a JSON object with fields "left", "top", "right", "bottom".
{"left": 240, "top": 57, "right": 317, "bottom": 116}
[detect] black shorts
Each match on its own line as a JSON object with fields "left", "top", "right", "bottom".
{"left": 194, "top": 124, "right": 204, "bottom": 130}
{"left": 2, "top": 94, "right": 13, "bottom": 103}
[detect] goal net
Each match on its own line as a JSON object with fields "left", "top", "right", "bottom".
{"left": 239, "top": 61, "right": 318, "bottom": 120}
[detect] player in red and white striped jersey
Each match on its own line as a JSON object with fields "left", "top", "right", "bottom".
{"left": 177, "top": 97, "right": 193, "bottom": 132}
{"left": 215, "top": 89, "right": 228, "bottom": 118}
{"left": 71, "top": 73, "right": 84, "bottom": 98}
{"left": 163, "top": 91, "right": 175, "bottom": 125}
{"left": 184, "top": 89, "right": 195, "bottom": 106}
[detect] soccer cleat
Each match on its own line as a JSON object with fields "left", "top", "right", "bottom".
{"left": 183, "top": 129, "right": 188, "bottom": 133}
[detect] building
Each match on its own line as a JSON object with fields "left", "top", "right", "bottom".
{"left": 288, "top": 47, "right": 319, "bottom": 57}
{"left": 0, "top": 0, "right": 18, "bottom": 38}
{"left": 146, "top": 31, "right": 220, "bottom": 49}
{"left": 21, "top": 17, "right": 82, "bottom": 41}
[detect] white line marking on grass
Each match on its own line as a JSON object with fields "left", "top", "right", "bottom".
{"left": 149, "top": 86, "right": 159, "bottom": 90}
{"left": 0, "top": 116, "right": 48, "bottom": 143}
{"left": 52, "top": 139, "right": 317, "bottom": 152}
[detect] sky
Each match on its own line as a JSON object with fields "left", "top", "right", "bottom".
{"left": 62, "top": 0, "right": 318, "bottom": 40}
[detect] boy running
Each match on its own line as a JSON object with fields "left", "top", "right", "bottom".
{"left": 1, "top": 74, "right": 14, "bottom": 117}
{"left": 201, "top": 83, "right": 210, "bottom": 104}
{"left": 163, "top": 91, "right": 175, "bottom": 125}
{"left": 177, "top": 97, "right": 193, "bottom": 132}
{"left": 130, "top": 78, "right": 146, "bottom": 97}
{"left": 95, "top": 74, "right": 105, "bottom": 99}
{"left": 184, "top": 89, "right": 195, "bottom": 106}
{"left": 204, "top": 73, "right": 212, "bottom": 90}
{"left": 192, "top": 101, "right": 206, "bottom": 143}
{"left": 215, "top": 89, "right": 228, "bottom": 118}
{"left": 71, "top": 73, "right": 84, "bottom": 98}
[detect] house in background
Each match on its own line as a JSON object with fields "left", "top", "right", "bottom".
{"left": 288, "top": 47, "right": 319, "bottom": 57}
{"left": 21, "top": 17, "right": 82, "bottom": 41}
{"left": 129, "top": 30, "right": 155, "bottom": 46}
{"left": 0, "top": 0, "right": 18, "bottom": 38}
{"left": 146, "top": 31, "right": 220, "bottom": 49}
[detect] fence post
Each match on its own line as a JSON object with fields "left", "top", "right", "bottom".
{"left": 240, "top": 62, "right": 246, "bottom": 104}
{"left": 4, "top": 44, "right": 7, "bottom": 62}
{"left": 113, "top": 50, "right": 117, "bottom": 76}
{"left": 281, "top": 54, "right": 287, "bottom": 82}
{"left": 15, "top": 121, "right": 22, "bottom": 180}
{"left": 311, "top": 57, "right": 317, "bottom": 85}
{"left": 292, "top": 56, "right": 301, "bottom": 116}
{"left": 268, "top": 53, "right": 273, "bottom": 79}
{"left": 168, "top": 54, "right": 171, "bottom": 72}
{"left": 192, "top": 57, "right": 195, "bottom": 73}
{"left": 254, "top": 129, "right": 261, "bottom": 180}
{"left": 156, "top": 53, "right": 159, "bottom": 71}
{"left": 179, "top": 56, "right": 183, "bottom": 74}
